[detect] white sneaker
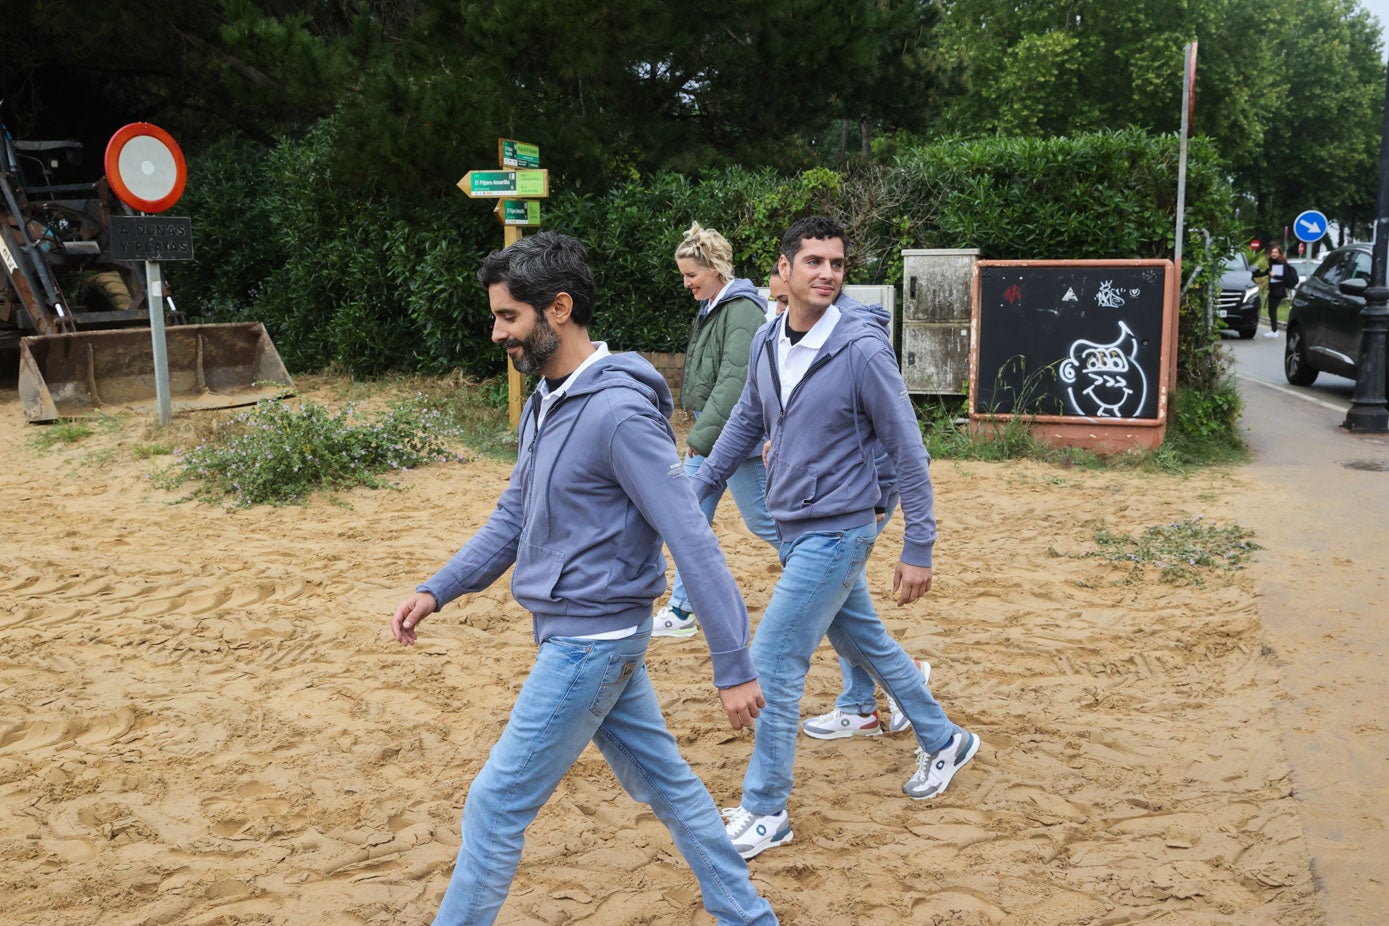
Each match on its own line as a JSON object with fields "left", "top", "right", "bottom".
{"left": 1262, "top": 330, "right": 1280, "bottom": 338}
{"left": 903, "top": 730, "right": 981, "bottom": 800}
{"left": 652, "top": 603, "right": 698, "bottom": 638}
{"left": 722, "top": 805, "right": 792, "bottom": 859}
{"left": 800, "top": 708, "right": 883, "bottom": 740}
{"left": 886, "top": 659, "right": 932, "bottom": 734}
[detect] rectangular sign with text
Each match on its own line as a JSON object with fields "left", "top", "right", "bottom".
{"left": 458, "top": 169, "right": 549, "bottom": 199}
{"left": 108, "top": 216, "right": 194, "bottom": 261}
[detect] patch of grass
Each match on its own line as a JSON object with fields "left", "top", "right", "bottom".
{"left": 29, "top": 412, "right": 120, "bottom": 451}
{"left": 1076, "top": 516, "right": 1261, "bottom": 585}
{"left": 152, "top": 396, "right": 472, "bottom": 508}
{"left": 131, "top": 442, "right": 176, "bottom": 459}
{"left": 915, "top": 381, "right": 1248, "bottom": 473}
{"left": 31, "top": 419, "right": 95, "bottom": 448}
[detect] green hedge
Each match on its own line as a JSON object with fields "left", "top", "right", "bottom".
{"left": 172, "top": 124, "right": 1236, "bottom": 374}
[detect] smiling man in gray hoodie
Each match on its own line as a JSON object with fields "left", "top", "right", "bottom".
{"left": 692, "top": 216, "right": 981, "bottom": 861}
{"left": 390, "top": 231, "right": 776, "bottom": 926}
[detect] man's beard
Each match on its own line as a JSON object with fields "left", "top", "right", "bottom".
{"left": 508, "top": 312, "right": 561, "bottom": 374}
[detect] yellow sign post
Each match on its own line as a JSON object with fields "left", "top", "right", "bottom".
{"left": 458, "top": 141, "right": 546, "bottom": 427}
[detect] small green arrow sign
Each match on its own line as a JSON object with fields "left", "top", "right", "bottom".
{"left": 499, "top": 139, "right": 540, "bottom": 169}
{"left": 458, "top": 169, "right": 549, "bottom": 198}
{"left": 496, "top": 199, "right": 541, "bottom": 227}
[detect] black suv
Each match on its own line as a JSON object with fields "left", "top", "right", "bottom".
{"left": 1217, "top": 253, "right": 1261, "bottom": 338}
{"left": 1284, "top": 244, "right": 1382, "bottom": 387}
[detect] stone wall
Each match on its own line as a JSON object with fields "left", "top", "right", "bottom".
{"left": 637, "top": 351, "right": 685, "bottom": 399}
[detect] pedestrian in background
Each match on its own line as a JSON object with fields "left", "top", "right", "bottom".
{"left": 654, "top": 223, "right": 778, "bottom": 638}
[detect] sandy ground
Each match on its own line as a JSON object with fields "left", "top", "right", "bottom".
{"left": 0, "top": 377, "right": 1323, "bottom": 925}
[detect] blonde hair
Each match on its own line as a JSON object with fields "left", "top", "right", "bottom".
{"left": 674, "top": 222, "right": 734, "bottom": 282}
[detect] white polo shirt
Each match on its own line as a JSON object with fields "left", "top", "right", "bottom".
{"left": 775, "top": 304, "right": 841, "bottom": 405}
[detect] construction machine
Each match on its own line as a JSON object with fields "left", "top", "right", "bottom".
{"left": 1, "top": 117, "right": 293, "bottom": 422}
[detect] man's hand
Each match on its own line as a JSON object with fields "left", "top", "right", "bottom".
{"left": 718, "top": 680, "right": 766, "bottom": 731}
{"left": 761, "top": 440, "right": 771, "bottom": 466}
{"left": 391, "top": 591, "right": 438, "bottom": 645}
{"left": 892, "top": 562, "right": 933, "bottom": 606}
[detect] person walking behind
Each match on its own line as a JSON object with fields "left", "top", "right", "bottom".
{"left": 1252, "top": 244, "right": 1298, "bottom": 337}
{"left": 654, "top": 223, "right": 779, "bottom": 638}
{"left": 390, "top": 231, "right": 777, "bottom": 926}
{"left": 693, "top": 216, "right": 981, "bottom": 861}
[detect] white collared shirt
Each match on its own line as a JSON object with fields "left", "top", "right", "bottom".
{"left": 775, "top": 304, "right": 841, "bottom": 405}
{"left": 535, "top": 341, "right": 609, "bottom": 430}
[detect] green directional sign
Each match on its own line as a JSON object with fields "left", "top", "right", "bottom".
{"left": 495, "top": 199, "right": 541, "bottom": 227}
{"left": 499, "top": 138, "right": 541, "bottom": 169}
{"left": 458, "top": 169, "right": 549, "bottom": 198}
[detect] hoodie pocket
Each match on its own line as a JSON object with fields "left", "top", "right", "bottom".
{"left": 773, "top": 459, "right": 820, "bottom": 510}
{"left": 513, "top": 541, "right": 566, "bottom": 607}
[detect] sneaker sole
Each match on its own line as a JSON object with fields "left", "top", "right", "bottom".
{"left": 736, "top": 826, "right": 793, "bottom": 860}
{"left": 905, "top": 732, "right": 981, "bottom": 801}
{"left": 652, "top": 626, "right": 698, "bottom": 638}
{"left": 800, "top": 723, "right": 883, "bottom": 740}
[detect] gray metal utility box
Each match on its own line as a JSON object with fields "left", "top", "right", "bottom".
{"left": 900, "top": 248, "right": 978, "bottom": 394}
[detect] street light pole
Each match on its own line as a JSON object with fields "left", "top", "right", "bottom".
{"left": 1345, "top": 66, "right": 1389, "bottom": 433}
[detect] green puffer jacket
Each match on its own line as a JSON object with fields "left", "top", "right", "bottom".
{"left": 680, "top": 278, "right": 767, "bottom": 457}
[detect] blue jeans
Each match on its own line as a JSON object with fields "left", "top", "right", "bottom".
{"left": 835, "top": 516, "right": 891, "bottom": 714}
{"left": 741, "top": 523, "right": 957, "bottom": 817}
{"left": 433, "top": 622, "right": 776, "bottom": 926}
{"left": 668, "top": 451, "right": 778, "bottom": 613}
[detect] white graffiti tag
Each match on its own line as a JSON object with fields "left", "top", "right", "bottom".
{"left": 1058, "top": 321, "right": 1148, "bottom": 418}
{"left": 1094, "top": 280, "right": 1126, "bottom": 308}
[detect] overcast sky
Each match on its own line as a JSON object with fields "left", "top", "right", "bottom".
{"left": 1358, "top": 0, "right": 1389, "bottom": 59}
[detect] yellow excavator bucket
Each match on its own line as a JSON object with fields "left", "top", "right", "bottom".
{"left": 18, "top": 322, "right": 295, "bottom": 422}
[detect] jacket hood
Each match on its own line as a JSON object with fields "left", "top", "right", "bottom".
{"left": 707, "top": 277, "right": 763, "bottom": 311}
{"left": 837, "top": 292, "right": 891, "bottom": 331}
{"left": 562, "top": 350, "right": 674, "bottom": 418}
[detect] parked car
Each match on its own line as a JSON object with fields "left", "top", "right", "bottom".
{"left": 1217, "top": 253, "right": 1261, "bottom": 338}
{"left": 1285, "top": 257, "right": 1320, "bottom": 297}
{"left": 1284, "top": 243, "right": 1384, "bottom": 387}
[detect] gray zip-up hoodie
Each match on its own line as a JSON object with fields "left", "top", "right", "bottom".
{"left": 691, "top": 307, "right": 935, "bottom": 567}
{"left": 419, "top": 351, "right": 756, "bottom": 687}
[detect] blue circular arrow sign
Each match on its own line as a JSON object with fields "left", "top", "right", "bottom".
{"left": 1293, "top": 209, "right": 1329, "bottom": 243}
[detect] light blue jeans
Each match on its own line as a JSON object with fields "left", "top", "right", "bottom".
{"left": 433, "top": 621, "right": 776, "bottom": 926}
{"left": 668, "top": 450, "right": 778, "bottom": 613}
{"left": 741, "top": 523, "right": 957, "bottom": 817}
{"left": 836, "top": 515, "right": 892, "bottom": 714}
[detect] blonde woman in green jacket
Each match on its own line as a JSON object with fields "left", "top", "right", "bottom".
{"left": 655, "top": 223, "right": 779, "bottom": 638}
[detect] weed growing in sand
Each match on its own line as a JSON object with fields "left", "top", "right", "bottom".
{"left": 29, "top": 412, "right": 120, "bottom": 451}
{"left": 1075, "top": 516, "right": 1261, "bottom": 585}
{"left": 131, "top": 442, "right": 176, "bottom": 459}
{"left": 153, "top": 396, "right": 468, "bottom": 508}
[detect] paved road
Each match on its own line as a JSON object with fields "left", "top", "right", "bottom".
{"left": 1222, "top": 328, "right": 1389, "bottom": 925}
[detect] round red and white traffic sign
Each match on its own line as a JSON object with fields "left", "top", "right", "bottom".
{"left": 104, "top": 123, "right": 187, "bottom": 213}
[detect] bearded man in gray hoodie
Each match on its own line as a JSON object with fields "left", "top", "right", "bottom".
{"left": 390, "top": 231, "right": 777, "bottom": 926}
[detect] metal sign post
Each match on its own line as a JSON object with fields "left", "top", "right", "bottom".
{"left": 459, "top": 141, "right": 547, "bottom": 428}
{"left": 104, "top": 123, "right": 190, "bottom": 427}
{"left": 145, "top": 261, "right": 172, "bottom": 425}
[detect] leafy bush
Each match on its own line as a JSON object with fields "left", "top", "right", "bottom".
{"left": 154, "top": 397, "right": 464, "bottom": 507}
{"left": 173, "top": 124, "right": 1242, "bottom": 455}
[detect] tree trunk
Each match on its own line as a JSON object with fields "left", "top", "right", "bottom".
{"left": 837, "top": 118, "right": 849, "bottom": 164}
{"left": 860, "top": 116, "right": 871, "bottom": 157}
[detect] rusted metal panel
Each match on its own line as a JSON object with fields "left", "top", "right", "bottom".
{"left": 19, "top": 322, "right": 295, "bottom": 422}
